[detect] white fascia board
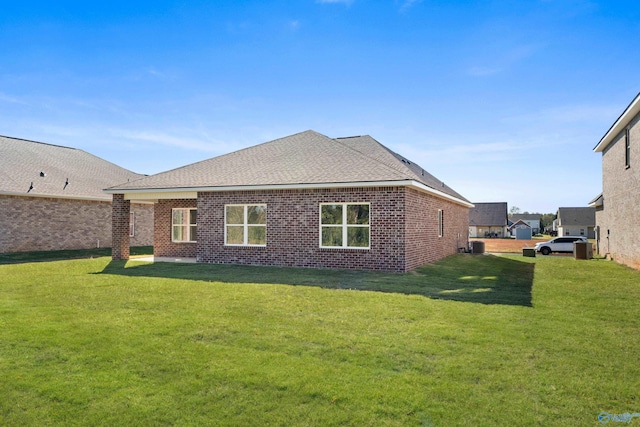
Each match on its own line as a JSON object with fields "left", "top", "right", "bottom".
{"left": 594, "top": 92, "right": 640, "bottom": 153}
{"left": 0, "top": 190, "right": 111, "bottom": 202}
{"left": 408, "top": 181, "right": 475, "bottom": 208}
{"left": 123, "top": 191, "right": 197, "bottom": 201}
{"left": 108, "top": 180, "right": 473, "bottom": 207}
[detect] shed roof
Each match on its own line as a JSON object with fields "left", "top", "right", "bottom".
{"left": 106, "top": 130, "right": 471, "bottom": 206}
{"left": 0, "top": 135, "right": 144, "bottom": 201}
{"left": 469, "top": 202, "right": 508, "bottom": 226}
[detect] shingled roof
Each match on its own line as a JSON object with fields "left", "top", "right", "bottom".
{"left": 106, "top": 130, "right": 471, "bottom": 205}
{"left": 469, "top": 202, "right": 508, "bottom": 226}
{"left": 557, "top": 207, "right": 596, "bottom": 226}
{"left": 0, "top": 135, "right": 144, "bottom": 201}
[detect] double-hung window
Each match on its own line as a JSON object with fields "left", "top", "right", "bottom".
{"left": 320, "top": 203, "right": 370, "bottom": 249}
{"left": 225, "top": 204, "right": 267, "bottom": 246}
{"left": 129, "top": 212, "right": 135, "bottom": 237}
{"left": 172, "top": 208, "right": 197, "bottom": 242}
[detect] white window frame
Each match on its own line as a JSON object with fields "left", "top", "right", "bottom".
{"left": 319, "top": 203, "right": 370, "bottom": 249}
{"left": 172, "top": 208, "right": 197, "bottom": 243}
{"left": 224, "top": 204, "right": 267, "bottom": 247}
{"left": 438, "top": 209, "right": 444, "bottom": 238}
{"left": 129, "top": 212, "right": 135, "bottom": 237}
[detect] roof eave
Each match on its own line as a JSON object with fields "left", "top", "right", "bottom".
{"left": 594, "top": 92, "right": 640, "bottom": 153}
{"left": 106, "top": 180, "right": 474, "bottom": 208}
{"left": 0, "top": 190, "right": 111, "bottom": 202}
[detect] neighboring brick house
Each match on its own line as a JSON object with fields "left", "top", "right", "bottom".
{"left": 106, "top": 130, "right": 472, "bottom": 272}
{"left": 0, "top": 135, "right": 153, "bottom": 253}
{"left": 468, "top": 202, "right": 508, "bottom": 238}
{"left": 593, "top": 92, "right": 640, "bottom": 269}
{"left": 556, "top": 207, "right": 596, "bottom": 239}
{"left": 509, "top": 214, "right": 541, "bottom": 234}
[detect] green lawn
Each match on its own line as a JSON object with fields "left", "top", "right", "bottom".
{"left": 1, "top": 254, "right": 639, "bottom": 426}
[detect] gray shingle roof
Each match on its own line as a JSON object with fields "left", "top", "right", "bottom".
{"left": 0, "top": 135, "right": 144, "bottom": 201}
{"left": 510, "top": 214, "right": 541, "bottom": 221}
{"left": 469, "top": 202, "right": 508, "bottom": 226}
{"left": 107, "top": 130, "right": 470, "bottom": 203}
{"left": 557, "top": 207, "right": 596, "bottom": 226}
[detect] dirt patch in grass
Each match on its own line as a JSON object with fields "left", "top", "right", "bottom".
{"left": 471, "top": 238, "right": 540, "bottom": 253}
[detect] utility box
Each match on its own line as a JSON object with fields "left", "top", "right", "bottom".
{"left": 523, "top": 248, "right": 536, "bottom": 257}
{"left": 574, "top": 241, "right": 593, "bottom": 260}
{"left": 471, "top": 241, "right": 485, "bottom": 254}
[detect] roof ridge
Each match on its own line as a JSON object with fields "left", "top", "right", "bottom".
{"left": 0, "top": 134, "right": 78, "bottom": 151}
{"left": 331, "top": 135, "right": 419, "bottom": 182}
{"left": 105, "top": 129, "right": 328, "bottom": 189}
{"left": 333, "top": 134, "right": 469, "bottom": 202}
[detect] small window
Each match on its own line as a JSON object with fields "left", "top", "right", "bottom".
{"left": 172, "top": 208, "right": 197, "bottom": 243}
{"left": 225, "top": 204, "right": 266, "bottom": 246}
{"left": 624, "top": 127, "right": 631, "bottom": 168}
{"left": 438, "top": 209, "right": 444, "bottom": 237}
{"left": 320, "top": 203, "right": 370, "bottom": 249}
{"left": 129, "top": 212, "right": 135, "bottom": 237}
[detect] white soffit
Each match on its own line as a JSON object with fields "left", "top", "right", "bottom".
{"left": 115, "top": 181, "right": 473, "bottom": 207}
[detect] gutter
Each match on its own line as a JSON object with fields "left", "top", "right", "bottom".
{"left": 105, "top": 180, "right": 475, "bottom": 208}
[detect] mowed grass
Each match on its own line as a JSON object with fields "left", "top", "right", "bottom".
{"left": 1, "top": 254, "right": 639, "bottom": 426}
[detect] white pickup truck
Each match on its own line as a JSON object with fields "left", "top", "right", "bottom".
{"left": 534, "top": 236, "right": 588, "bottom": 255}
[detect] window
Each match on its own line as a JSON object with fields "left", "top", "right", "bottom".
{"left": 438, "top": 209, "right": 444, "bottom": 237}
{"left": 172, "top": 208, "right": 197, "bottom": 242}
{"left": 625, "top": 127, "right": 631, "bottom": 168}
{"left": 129, "top": 212, "right": 135, "bottom": 237}
{"left": 225, "top": 204, "right": 266, "bottom": 246}
{"left": 320, "top": 203, "right": 370, "bottom": 249}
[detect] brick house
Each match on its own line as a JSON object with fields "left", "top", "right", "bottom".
{"left": 592, "top": 92, "right": 640, "bottom": 269}
{"left": 468, "top": 202, "right": 508, "bottom": 238}
{"left": 0, "top": 135, "right": 153, "bottom": 253}
{"left": 106, "top": 130, "right": 472, "bottom": 272}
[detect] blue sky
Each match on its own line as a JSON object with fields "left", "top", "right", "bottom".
{"left": 1, "top": 0, "right": 639, "bottom": 213}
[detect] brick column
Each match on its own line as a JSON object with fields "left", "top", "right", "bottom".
{"left": 112, "top": 194, "right": 131, "bottom": 260}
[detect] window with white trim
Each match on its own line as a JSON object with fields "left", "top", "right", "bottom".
{"left": 320, "top": 203, "right": 370, "bottom": 249}
{"left": 438, "top": 209, "right": 444, "bottom": 237}
{"left": 225, "top": 204, "right": 267, "bottom": 246}
{"left": 172, "top": 208, "right": 197, "bottom": 243}
{"left": 129, "top": 212, "right": 135, "bottom": 237}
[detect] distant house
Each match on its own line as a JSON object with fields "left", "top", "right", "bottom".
{"left": 468, "top": 202, "right": 508, "bottom": 238}
{"left": 593, "top": 92, "right": 640, "bottom": 269}
{"left": 0, "top": 135, "right": 153, "bottom": 253}
{"left": 509, "top": 214, "right": 541, "bottom": 234}
{"left": 105, "top": 130, "right": 472, "bottom": 272}
{"left": 556, "top": 207, "right": 595, "bottom": 239}
{"left": 508, "top": 219, "right": 533, "bottom": 240}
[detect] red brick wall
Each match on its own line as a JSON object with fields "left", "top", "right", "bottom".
{"left": 0, "top": 194, "right": 151, "bottom": 254}
{"left": 404, "top": 188, "right": 470, "bottom": 270}
{"left": 145, "top": 187, "right": 469, "bottom": 271}
{"left": 112, "top": 194, "right": 130, "bottom": 260}
{"left": 154, "top": 199, "right": 197, "bottom": 258}
{"left": 196, "top": 188, "right": 407, "bottom": 271}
